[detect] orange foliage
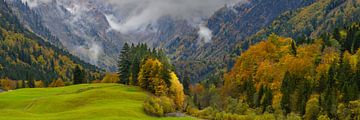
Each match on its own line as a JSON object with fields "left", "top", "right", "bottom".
{"left": 101, "top": 73, "right": 119, "bottom": 83}
{"left": 222, "top": 35, "right": 333, "bottom": 106}
{"left": 49, "top": 78, "right": 65, "bottom": 87}
{"left": 0, "top": 79, "right": 16, "bottom": 90}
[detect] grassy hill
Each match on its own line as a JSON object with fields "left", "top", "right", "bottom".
{"left": 0, "top": 84, "right": 195, "bottom": 120}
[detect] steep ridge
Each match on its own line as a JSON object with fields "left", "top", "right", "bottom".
{"left": 0, "top": 0, "right": 100, "bottom": 84}
{"left": 6, "top": 0, "right": 130, "bottom": 70}
{"left": 248, "top": 0, "right": 360, "bottom": 44}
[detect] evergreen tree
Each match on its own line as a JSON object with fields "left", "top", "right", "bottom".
{"left": 118, "top": 43, "right": 131, "bottom": 84}
{"left": 73, "top": 65, "right": 85, "bottom": 84}
{"left": 255, "top": 84, "right": 265, "bottom": 107}
{"left": 244, "top": 79, "right": 256, "bottom": 107}
{"left": 182, "top": 74, "right": 190, "bottom": 95}
{"left": 291, "top": 40, "right": 297, "bottom": 56}
{"left": 281, "top": 71, "right": 293, "bottom": 114}
{"left": 333, "top": 27, "right": 341, "bottom": 41}
{"left": 320, "top": 63, "right": 338, "bottom": 118}
{"left": 262, "top": 87, "right": 273, "bottom": 113}
{"left": 297, "top": 80, "right": 311, "bottom": 115}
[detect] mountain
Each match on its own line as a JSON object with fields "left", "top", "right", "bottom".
{"left": 5, "top": 0, "right": 320, "bottom": 82}
{"left": 6, "top": 0, "right": 197, "bottom": 71}
{"left": 0, "top": 0, "right": 100, "bottom": 84}
{"left": 248, "top": 0, "right": 360, "bottom": 44}
{"left": 170, "top": 0, "right": 316, "bottom": 82}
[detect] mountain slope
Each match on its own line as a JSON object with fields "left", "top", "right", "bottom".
{"left": 5, "top": 0, "right": 130, "bottom": 70}
{"left": 249, "top": 0, "right": 360, "bottom": 43}
{"left": 0, "top": 84, "right": 194, "bottom": 120}
{"left": 0, "top": 0, "right": 100, "bottom": 84}
{"left": 171, "top": 0, "right": 316, "bottom": 82}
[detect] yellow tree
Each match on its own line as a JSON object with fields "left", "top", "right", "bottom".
{"left": 138, "top": 58, "right": 169, "bottom": 96}
{"left": 101, "top": 73, "right": 119, "bottom": 83}
{"left": 49, "top": 78, "right": 65, "bottom": 87}
{"left": 169, "top": 72, "right": 185, "bottom": 109}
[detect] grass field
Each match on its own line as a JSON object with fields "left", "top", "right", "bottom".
{"left": 0, "top": 84, "right": 196, "bottom": 120}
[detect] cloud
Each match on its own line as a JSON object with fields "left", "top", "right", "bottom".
{"left": 104, "top": 0, "right": 245, "bottom": 33}
{"left": 198, "top": 24, "right": 213, "bottom": 43}
{"left": 21, "top": 0, "right": 51, "bottom": 8}
{"left": 75, "top": 41, "right": 103, "bottom": 65}
{"left": 104, "top": 14, "right": 123, "bottom": 32}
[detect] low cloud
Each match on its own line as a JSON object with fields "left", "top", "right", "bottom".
{"left": 198, "top": 24, "right": 213, "bottom": 43}
{"left": 105, "top": 14, "right": 123, "bottom": 32}
{"left": 21, "top": 0, "right": 51, "bottom": 8}
{"left": 75, "top": 41, "right": 103, "bottom": 65}
{"left": 104, "top": 0, "right": 245, "bottom": 33}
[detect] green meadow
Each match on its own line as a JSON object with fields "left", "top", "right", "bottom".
{"left": 0, "top": 84, "right": 195, "bottom": 120}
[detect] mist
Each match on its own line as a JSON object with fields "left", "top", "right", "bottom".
{"left": 198, "top": 24, "right": 213, "bottom": 43}
{"left": 75, "top": 41, "right": 103, "bottom": 65}
{"left": 104, "top": 0, "right": 245, "bottom": 33}
{"left": 21, "top": 0, "right": 51, "bottom": 8}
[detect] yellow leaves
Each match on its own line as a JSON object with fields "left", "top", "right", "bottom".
{"left": 37, "top": 56, "right": 46, "bottom": 65}
{"left": 343, "top": 51, "right": 358, "bottom": 71}
{"left": 321, "top": 47, "right": 340, "bottom": 64}
{"left": 254, "top": 60, "right": 278, "bottom": 90}
{"left": 35, "top": 80, "right": 44, "bottom": 88}
{"left": 297, "top": 41, "right": 322, "bottom": 59}
{"left": 138, "top": 58, "right": 168, "bottom": 96}
{"left": 0, "top": 79, "right": 16, "bottom": 91}
{"left": 101, "top": 73, "right": 119, "bottom": 83}
{"left": 169, "top": 72, "right": 185, "bottom": 109}
{"left": 49, "top": 78, "right": 65, "bottom": 87}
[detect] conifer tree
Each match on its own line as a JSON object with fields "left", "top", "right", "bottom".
{"left": 118, "top": 43, "right": 131, "bottom": 84}
{"left": 73, "top": 65, "right": 85, "bottom": 84}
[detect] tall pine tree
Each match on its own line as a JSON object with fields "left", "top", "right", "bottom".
{"left": 73, "top": 65, "right": 85, "bottom": 84}
{"left": 118, "top": 43, "right": 131, "bottom": 84}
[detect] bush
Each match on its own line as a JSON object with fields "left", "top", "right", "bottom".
{"left": 35, "top": 80, "right": 44, "bottom": 88}
{"left": 143, "top": 96, "right": 175, "bottom": 116}
{"left": 48, "top": 79, "right": 65, "bottom": 87}
{"left": 0, "top": 79, "right": 16, "bottom": 90}
{"left": 101, "top": 73, "right": 118, "bottom": 83}
{"left": 317, "top": 114, "right": 330, "bottom": 120}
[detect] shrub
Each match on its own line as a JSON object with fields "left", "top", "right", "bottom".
{"left": 0, "top": 79, "right": 16, "bottom": 90}
{"left": 317, "top": 114, "right": 330, "bottom": 120}
{"left": 91, "top": 80, "right": 102, "bottom": 83}
{"left": 48, "top": 79, "right": 65, "bottom": 87}
{"left": 35, "top": 80, "right": 44, "bottom": 88}
{"left": 143, "top": 96, "right": 175, "bottom": 116}
{"left": 101, "top": 73, "right": 119, "bottom": 83}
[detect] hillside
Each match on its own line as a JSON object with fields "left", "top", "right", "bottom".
{"left": 0, "top": 0, "right": 101, "bottom": 84}
{"left": 0, "top": 84, "right": 195, "bottom": 120}
{"left": 171, "top": 0, "right": 316, "bottom": 83}
{"left": 249, "top": 0, "right": 360, "bottom": 43}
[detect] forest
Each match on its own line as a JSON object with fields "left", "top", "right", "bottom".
{"left": 179, "top": 23, "right": 360, "bottom": 120}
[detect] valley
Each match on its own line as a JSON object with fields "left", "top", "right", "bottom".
{"left": 0, "top": 0, "right": 360, "bottom": 119}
